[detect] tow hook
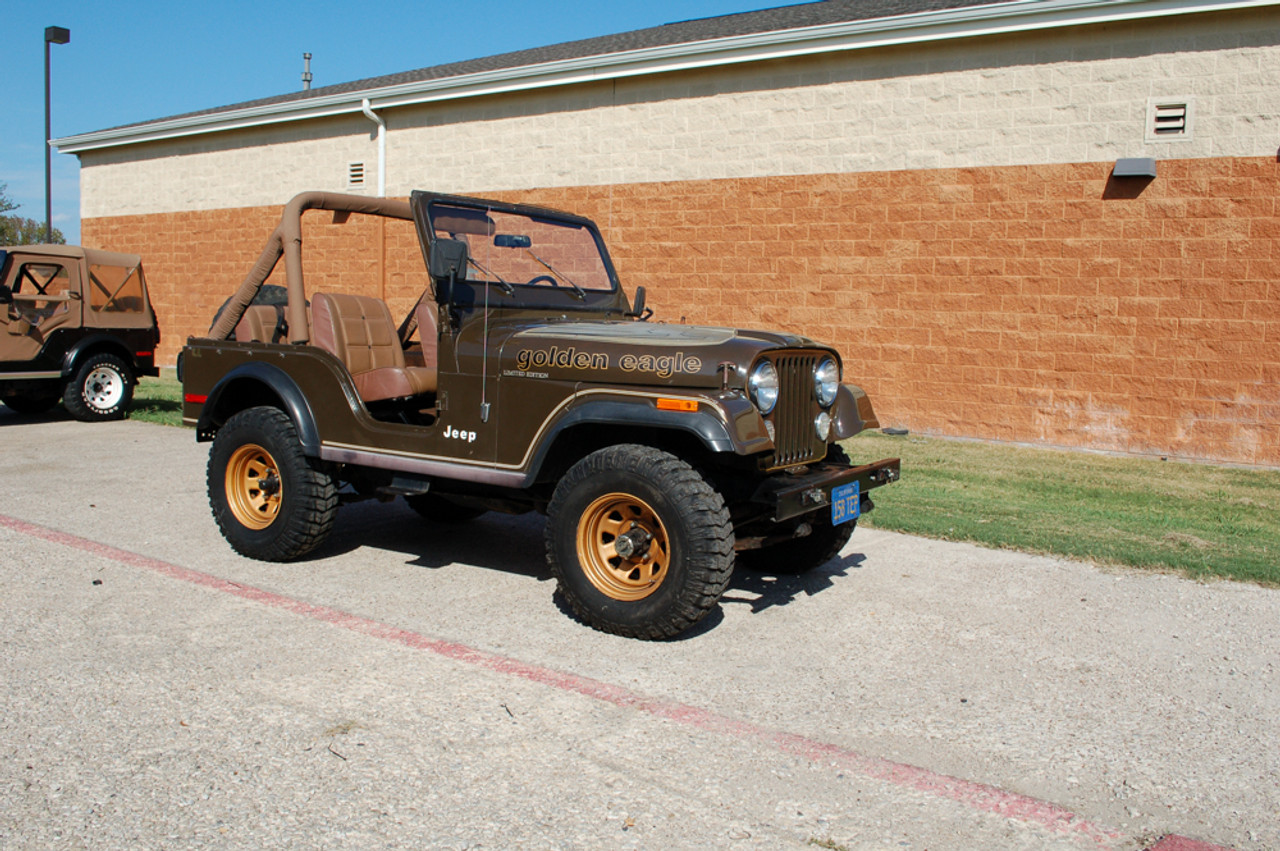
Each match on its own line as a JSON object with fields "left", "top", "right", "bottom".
{"left": 801, "top": 487, "right": 828, "bottom": 506}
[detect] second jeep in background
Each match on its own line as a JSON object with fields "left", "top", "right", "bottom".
{"left": 1, "top": 245, "right": 160, "bottom": 420}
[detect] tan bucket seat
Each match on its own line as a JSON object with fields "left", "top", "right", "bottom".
{"left": 310, "top": 292, "right": 436, "bottom": 403}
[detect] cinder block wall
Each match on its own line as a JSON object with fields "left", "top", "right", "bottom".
{"left": 83, "top": 154, "right": 1280, "bottom": 467}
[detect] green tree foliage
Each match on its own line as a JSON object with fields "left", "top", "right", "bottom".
{"left": 0, "top": 183, "right": 66, "bottom": 245}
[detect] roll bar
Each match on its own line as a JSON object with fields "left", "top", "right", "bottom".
{"left": 206, "top": 191, "right": 412, "bottom": 344}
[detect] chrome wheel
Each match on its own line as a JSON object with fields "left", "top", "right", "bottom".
{"left": 83, "top": 365, "right": 125, "bottom": 412}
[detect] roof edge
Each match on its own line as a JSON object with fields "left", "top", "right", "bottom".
{"left": 54, "top": 0, "right": 1276, "bottom": 154}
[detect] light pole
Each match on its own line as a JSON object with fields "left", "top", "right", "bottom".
{"left": 44, "top": 25, "right": 70, "bottom": 245}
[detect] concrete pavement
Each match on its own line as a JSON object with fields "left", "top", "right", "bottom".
{"left": 0, "top": 412, "right": 1275, "bottom": 849}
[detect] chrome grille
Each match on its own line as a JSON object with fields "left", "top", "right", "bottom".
{"left": 769, "top": 353, "right": 820, "bottom": 467}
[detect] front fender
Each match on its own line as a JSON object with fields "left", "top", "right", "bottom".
{"left": 523, "top": 393, "right": 767, "bottom": 482}
{"left": 196, "top": 360, "right": 321, "bottom": 456}
{"left": 831, "top": 383, "right": 879, "bottom": 439}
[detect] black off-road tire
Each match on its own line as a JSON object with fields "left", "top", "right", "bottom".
{"left": 546, "top": 444, "right": 735, "bottom": 640}
{"left": 208, "top": 406, "right": 338, "bottom": 561}
{"left": 737, "top": 445, "right": 857, "bottom": 575}
{"left": 404, "top": 493, "right": 488, "bottom": 523}
{"left": 2, "top": 392, "right": 60, "bottom": 415}
{"left": 63, "top": 353, "right": 133, "bottom": 421}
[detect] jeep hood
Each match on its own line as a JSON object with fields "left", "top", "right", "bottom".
{"left": 500, "top": 320, "right": 831, "bottom": 388}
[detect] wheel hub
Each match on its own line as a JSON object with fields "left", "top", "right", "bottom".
{"left": 613, "top": 522, "right": 653, "bottom": 559}
{"left": 258, "top": 473, "right": 281, "bottom": 497}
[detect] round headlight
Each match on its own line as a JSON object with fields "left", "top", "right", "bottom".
{"left": 814, "top": 358, "right": 839, "bottom": 407}
{"left": 814, "top": 411, "right": 832, "bottom": 441}
{"left": 748, "top": 361, "right": 779, "bottom": 414}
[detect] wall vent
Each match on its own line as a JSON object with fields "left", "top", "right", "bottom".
{"left": 347, "top": 161, "right": 366, "bottom": 189}
{"left": 1146, "top": 98, "right": 1193, "bottom": 142}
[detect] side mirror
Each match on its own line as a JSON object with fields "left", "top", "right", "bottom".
{"left": 429, "top": 238, "right": 468, "bottom": 282}
{"left": 627, "top": 286, "right": 653, "bottom": 321}
{"left": 429, "top": 239, "right": 468, "bottom": 331}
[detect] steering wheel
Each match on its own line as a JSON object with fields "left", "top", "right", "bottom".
{"left": 527, "top": 275, "right": 558, "bottom": 287}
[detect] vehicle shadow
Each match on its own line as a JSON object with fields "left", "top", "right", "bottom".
{"left": 0, "top": 407, "right": 66, "bottom": 426}
{"left": 314, "top": 498, "right": 551, "bottom": 580}
{"left": 130, "top": 399, "right": 182, "bottom": 417}
{"left": 721, "top": 551, "right": 868, "bottom": 615}
{"left": 0, "top": 404, "right": 178, "bottom": 426}
{"left": 315, "top": 498, "right": 865, "bottom": 628}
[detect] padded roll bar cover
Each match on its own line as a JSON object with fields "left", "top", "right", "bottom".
{"left": 205, "top": 192, "right": 413, "bottom": 344}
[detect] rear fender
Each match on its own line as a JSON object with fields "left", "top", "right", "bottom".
{"left": 60, "top": 334, "right": 138, "bottom": 378}
{"left": 196, "top": 361, "right": 321, "bottom": 455}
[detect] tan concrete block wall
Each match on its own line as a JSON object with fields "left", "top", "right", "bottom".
{"left": 79, "top": 115, "right": 382, "bottom": 219}
{"left": 84, "top": 155, "right": 1280, "bottom": 467}
{"left": 79, "top": 12, "right": 1280, "bottom": 220}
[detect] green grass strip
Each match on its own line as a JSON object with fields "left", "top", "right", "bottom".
{"left": 130, "top": 375, "right": 184, "bottom": 427}
{"left": 845, "top": 431, "right": 1280, "bottom": 586}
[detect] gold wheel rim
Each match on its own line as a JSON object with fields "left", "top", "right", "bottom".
{"left": 576, "top": 492, "right": 670, "bottom": 601}
{"left": 225, "top": 443, "right": 281, "bottom": 530}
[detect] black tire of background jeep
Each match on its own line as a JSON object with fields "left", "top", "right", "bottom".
{"left": 545, "top": 444, "right": 735, "bottom": 640}
{"left": 2, "top": 392, "right": 60, "bottom": 415}
{"left": 208, "top": 406, "right": 338, "bottom": 561}
{"left": 737, "top": 445, "right": 857, "bottom": 575}
{"left": 63, "top": 353, "right": 133, "bottom": 421}
{"left": 404, "top": 493, "right": 488, "bottom": 523}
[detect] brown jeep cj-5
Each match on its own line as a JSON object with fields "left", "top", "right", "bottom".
{"left": 181, "top": 191, "right": 899, "bottom": 639}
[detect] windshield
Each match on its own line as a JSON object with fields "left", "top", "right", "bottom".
{"left": 427, "top": 202, "right": 614, "bottom": 292}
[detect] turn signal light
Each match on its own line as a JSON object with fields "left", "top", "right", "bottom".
{"left": 655, "top": 398, "right": 698, "bottom": 412}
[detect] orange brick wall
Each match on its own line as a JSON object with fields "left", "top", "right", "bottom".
{"left": 83, "top": 156, "right": 1280, "bottom": 467}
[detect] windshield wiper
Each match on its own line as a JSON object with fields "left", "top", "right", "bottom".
{"left": 465, "top": 256, "right": 515, "bottom": 295}
{"left": 523, "top": 249, "right": 586, "bottom": 300}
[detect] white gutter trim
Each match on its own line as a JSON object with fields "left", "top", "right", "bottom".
{"left": 360, "top": 98, "right": 386, "bottom": 197}
{"left": 54, "top": 0, "right": 1277, "bottom": 154}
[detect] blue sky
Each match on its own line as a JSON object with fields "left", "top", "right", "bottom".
{"left": 3, "top": 0, "right": 777, "bottom": 244}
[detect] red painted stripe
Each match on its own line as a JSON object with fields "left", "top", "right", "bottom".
{"left": 0, "top": 513, "right": 1238, "bottom": 851}
{"left": 1146, "top": 836, "right": 1238, "bottom": 851}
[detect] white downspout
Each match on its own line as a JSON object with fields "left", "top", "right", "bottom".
{"left": 360, "top": 98, "right": 386, "bottom": 197}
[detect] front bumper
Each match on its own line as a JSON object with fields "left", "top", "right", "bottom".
{"left": 751, "top": 456, "right": 900, "bottom": 523}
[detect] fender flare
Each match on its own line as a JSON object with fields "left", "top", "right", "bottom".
{"left": 196, "top": 361, "right": 322, "bottom": 456}
{"left": 59, "top": 334, "right": 138, "bottom": 378}
{"left": 523, "top": 396, "right": 742, "bottom": 482}
{"left": 831, "top": 383, "right": 878, "bottom": 439}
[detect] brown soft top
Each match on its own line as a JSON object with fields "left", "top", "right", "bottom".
{"left": 1, "top": 244, "right": 142, "bottom": 269}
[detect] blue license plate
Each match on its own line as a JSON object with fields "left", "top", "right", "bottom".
{"left": 831, "top": 481, "right": 860, "bottom": 525}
